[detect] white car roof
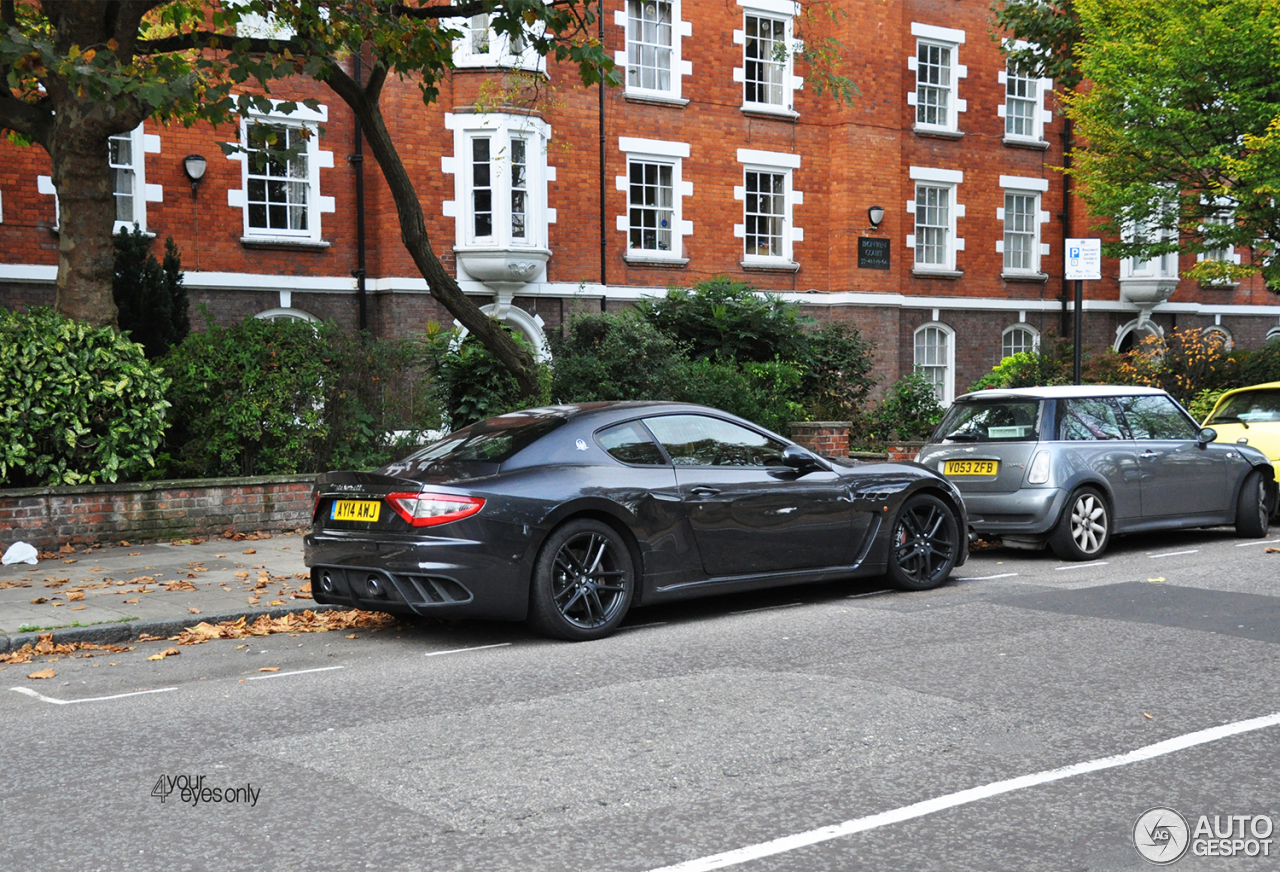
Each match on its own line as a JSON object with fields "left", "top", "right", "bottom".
{"left": 954, "top": 385, "right": 1169, "bottom": 402}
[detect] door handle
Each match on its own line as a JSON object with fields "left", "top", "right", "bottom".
{"left": 1139, "top": 450, "right": 1158, "bottom": 460}
{"left": 689, "top": 486, "right": 721, "bottom": 496}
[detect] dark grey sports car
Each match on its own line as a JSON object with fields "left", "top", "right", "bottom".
{"left": 304, "top": 402, "right": 968, "bottom": 640}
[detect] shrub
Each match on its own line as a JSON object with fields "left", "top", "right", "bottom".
{"left": 113, "top": 227, "right": 189, "bottom": 359}
{"left": 162, "top": 317, "right": 436, "bottom": 477}
{"left": 635, "top": 276, "right": 805, "bottom": 364}
{"left": 423, "top": 323, "right": 547, "bottom": 430}
{"left": 0, "top": 308, "right": 169, "bottom": 487}
{"left": 549, "top": 312, "right": 686, "bottom": 403}
{"left": 1189, "top": 387, "right": 1228, "bottom": 423}
{"left": 969, "top": 333, "right": 1074, "bottom": 392}
{"left": 1231, "top": 338, "right": 1280, "bottom": 386}
{"left": 1114, "top": 327, "right": 1232, "bottom": 404}
{"left": 797, "top": 322, "right": 877, "bottom": 421}
{"left": 855, "top": 371, "right": 944, "bottom": 446}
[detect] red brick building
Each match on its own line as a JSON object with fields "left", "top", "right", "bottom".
{"left": 3, "top": 0, "right": 1278, "bottom": 400}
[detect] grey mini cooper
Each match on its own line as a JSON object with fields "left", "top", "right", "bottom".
{"left": 915, "top": 386, "right": 1278, "bottom": 560}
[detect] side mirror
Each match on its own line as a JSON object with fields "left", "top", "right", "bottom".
{"left": 1197, "top": 427, "right": 1218, "bottom": 448}
{"left": 781, "top": 444, "right": 825, "bottom": 474}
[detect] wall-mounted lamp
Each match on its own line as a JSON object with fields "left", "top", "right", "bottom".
{"left": 183, "top": 154, "right": 207, "bottom": 198}
{"left": 867, "top": 205, "right": 885, "bottom": 230}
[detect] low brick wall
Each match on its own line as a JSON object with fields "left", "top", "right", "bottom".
{"left": 885, "top": 442, "right": 928, "bottom": 463}
{"left": 0, "top": 474, "right": 316, "bottom": 548}
{"left": 790, "top": 422, "right": 851, "bottom": 458}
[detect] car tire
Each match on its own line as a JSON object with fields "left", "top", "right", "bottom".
{"left": 885, "top": 493, "right": 960, "bottom": 592}
{"left": 1234, "top": 470, "right": 1271, "bottom": 539}
{"left": 1049, "top": 486, "right": 1110, "bottom": 561}
{"left": 527, "top": 519, "right": 635, "bottom": 641}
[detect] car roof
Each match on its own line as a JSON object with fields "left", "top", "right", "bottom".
{"left": 1215, "top": 381, "right": 1280, "bottom": 398}
{"left": 493, "top": 401, "right": 737, "bottom": 427}
{"left": 954, "top": 385, "right": 1170, "bottom": 402}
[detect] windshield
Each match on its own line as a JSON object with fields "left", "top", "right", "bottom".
{"left": 931, "top": 398, "right": 1042, "bottom": 444}
{"left": 381, "top": 412, "right": 565, "bottom": 476}
{"left": 1206, "top": 389, "right": 1280, "bottom": 425}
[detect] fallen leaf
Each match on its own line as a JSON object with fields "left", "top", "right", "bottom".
{"left": 1143, "top": 712, "right": 1154, "bottom": 719}
{"left": 234, "top": 644, "right": 248, "bottom": 650}
{"left": 67, "top": 591, "right": 84, "bottom": 602}
{"left": 127, "top": 552, "right": 141, "bottom": 556}
{"left": 258, "top": 667, "right": 279, "bottom": 673}
{"left": 62, "top": 559, "right": 77, "bottom": 564}
{"left": 147, "top": 652, "right": 166, "bottom": 661}
{"left": 162, "top": 647, "right": 180, "bottom": 657}
{"left": 59, "top": 544, "right": 75, "bottom": 554}
{"left": 235, "top": 571, "right": 250, "bottom": 579}
{"left": 89, "top": 566, "right": 104, "bottom": 571}
{"left": 188, "top": 608, "right": 201, "bottom": 614}
{"left": 270, "top": 600, "right": 286, "bottom": 606}
{"left": 216, "top": 554, "right": 227, "bottom": 558}
{"left": 243, "top": 548, "right": 256, "bottom": 555}
{"left": 346, "top": 633, "right": 359, "bottom": 639}
{"left": 124, "top": 598, "right": 140, "bottom": 604}
{"left": 70, "top": 605, "right": 85, "bottom": 611}
{"left": 27, "top": 668, "right": 56, "bottom": 679}
{"left": 30, "top": 597, "right": 48, "bottom": 604}
{"left": 119, "top": 541, "right": 130, "bottom": 547}
{"left": 164, "top": 581, "right": 197, "bottom": 592}
{"left": 1266, "top": 547, "right": 1279, "bottom": 554}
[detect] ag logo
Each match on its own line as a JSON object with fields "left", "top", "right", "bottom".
{"left": 1134, "top": 807, "right": 1190, "bottom": 864}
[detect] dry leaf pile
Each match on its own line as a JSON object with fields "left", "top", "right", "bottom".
{"left": 1, "top": 633, "right": 135, "bottom": 665}
{"left": 157, "top": 609, "right": 396, "bottom": 647}
{"left": 223, "top": 531, "right": 272, "bottom": 542}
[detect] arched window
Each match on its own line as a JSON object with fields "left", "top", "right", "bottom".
{"left": 1002, "top": 324, "right": 1039, "bottom": 359}
{"left": 1201, "top": 325, "right": 1233, "bottom": 352}
{"left": 1267, "top": 326, "right": 1280, "bottom": 344}
{"left": 1114, "top": 319, "right": 1162, "bottom": 353}
{"left": 451, "top": 304, "right": 551, "bottom": 362}
{"left": 254, "top": 307, "right": 320, "bottom": 323}
{"left": 914, "top": 322, "right": 955, "bottom": 404}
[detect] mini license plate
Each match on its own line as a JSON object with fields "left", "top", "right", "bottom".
{"left": 944, "top": 460, "right": 999, "bottom": 476}
{"left": 331, "top": 500, "right": 381, "bottom": 522}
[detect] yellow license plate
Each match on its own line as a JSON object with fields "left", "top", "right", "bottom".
{"left": 944, "top": 460, "right": 999, "bottom": 476}
{"left": 331, "top": 500, "right": 381, "bottom": 522}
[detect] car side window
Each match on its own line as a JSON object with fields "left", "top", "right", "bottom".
{"left": 1057, "top": 398, "right": 1126, "bottom": 441}
{"left": 1116, "top": 395, "right": 1198, "bottom": 440}
{"left": 643, "top": 414, "right": 786, "bottom": 467}
{"left": 595, "top": 421, "right": 668, "bottom": 466}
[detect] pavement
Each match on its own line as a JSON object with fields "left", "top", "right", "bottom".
{"left": 0, "top": 530, "right": 328, "bottom": 653}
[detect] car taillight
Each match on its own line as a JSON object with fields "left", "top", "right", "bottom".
{"left": 1027, "top": 450, "right": 1051, "bottom": 484}
{"left": 385, "top": 492, "right": 485, "bottom": 527}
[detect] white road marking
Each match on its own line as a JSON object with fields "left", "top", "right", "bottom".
{"left": 730, "top": 603, "right": 803, "bottom": 615}
{"left": 1054, "top": 562, "right": 1109, "bottom": 571}
{"left": 246, "top": 665, "right": 345, "bottom": 681}
{"left": 10, "top": 686, "right": 176, "bottom": 705}
{"left": 958, "top": 573, "right": 1019, "bottom": 581}
{"left": 424, "top": 642, "right": 512, "bottom": 657}
{"left": 646, "top": 710, "right": 1280, "bottom": 872}
{"left": 1235, "top": 539, "right": 1276, "bottom": 547}
{"left": 845, "top": 590, "right": 892, "bottom": 599}
{"left": 1148, "top": 550, "right": 1198, "bottom": 558}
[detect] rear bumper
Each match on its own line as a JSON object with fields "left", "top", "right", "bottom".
{"left": 961, "top": 487, "right": 1065, "bottom": 537}
{"left": 303, "top": 524, "right": 534, "bottom": 621}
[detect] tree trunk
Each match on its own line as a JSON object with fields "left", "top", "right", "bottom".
{"left": 48, "top": 113, "right": 121, "bottom": 328}
{"left": 322, "top": 63, "right": 543, "bottom": 399}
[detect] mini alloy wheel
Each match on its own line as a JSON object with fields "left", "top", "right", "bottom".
{"left": 886, "top": 494, "right": 959, "bottom": 591}
{"left": 528, "top": 519, "right": 634, "bottom": 640}
{"left": 1050, "top": 487, "right": 1110, "bottom": 560}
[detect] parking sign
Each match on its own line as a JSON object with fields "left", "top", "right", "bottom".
{"left": 1065, "top": 238, "right": 1102, "bottom": 280}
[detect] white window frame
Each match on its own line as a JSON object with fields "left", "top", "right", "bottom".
{"left": 1121, "top": 222, "right": 1179, "bottom": 280}
{"left": 1266, "top": 326, "right": 1280, "bottom": 344}
{"left": 914, "top": 322, "right": 955, "bottom": 405}
{"left": 907, "top": 23, "right": 967, "bottom": 134}
{"left": 997, "top": 44, "right": 1052, "bottom": 145}
{"left": 906, "top": 166, "right": 964, "bottom": 273}
{"left": 1002, "top": 324, "right": 1040, "bottom": 359}
{"left": 452, "top": 13, "right": 543, "bottom": 72}
{"left": 442, "top": 113, "right": 554, "bottom": 252}
{"left": 1197, "top": 201, "right": 1242, "bottom": 285}
{"left": 37, "top": 124, "right": 162, "bottom": 234}
{"left": 733, "top": 0, "right": 803, "bottom": 116}
{"left": 1201, "top": 325, "right": 1233, "bottom": 351}
{"left": 616, "top": 137, "right": 692, "bottom": 264}
{"left": 734, "top": 148, "right": 802, "bottom": 267}
{"left": 226, "top": 100, "right": 334, "bottom": 245}
{"left": 996, "top": 175, "right": 1051, "bottom": 276}
{"left": 614, "top": 0, "right": 693, "bottom": 103}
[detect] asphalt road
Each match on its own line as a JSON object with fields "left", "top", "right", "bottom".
{"left": 2, "top": 526, "right": 1279, "bottom": 871}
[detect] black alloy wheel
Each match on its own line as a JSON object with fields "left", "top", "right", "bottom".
{"left": 886, "top": 494, "right": 959, "bottom": 591}
{"left": 528, "top": 519, "right": 635, "bottom": 641}
{"left": 1235, "top": 469, "right": 1271, "bottom": 538}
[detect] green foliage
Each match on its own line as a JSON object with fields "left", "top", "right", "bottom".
{"left": 1189, "top": 388, "right": 1228, "bottom": 424}
{"left": 1231, "top": 338, "right": 1280, "bottom": 387}
{"left": 113, "top": 228, "right": 190, "bottom": 359}
{"left": 635, "top": 277, "right": 806, "bottom": 364}
{"left": 424, "top": 325, "right": 548, "bottom": 430}
{"left": 856, "top": 372, "right": 945, "bottom": 447}
{"left": 0, "top": 308, "right": 169, "bottom": 487}
{"left": 1066, "top": 0, "right": 1280, "bottom": 290}
{"left": 162, "top": 317, "right": 436, "bottom": 477}
{"left": 549, "top": 312, "right": 686, "bottom": 403}
{"left": 798, "top": 321, "right": 877, "bottom": 421}
{"left": 991, "top": 1, "right": 1084, "bottom": 90}
{"left": 969, "top": 333, "right": 1075, "bottom": 391}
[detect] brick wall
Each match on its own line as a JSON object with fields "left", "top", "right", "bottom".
{"left": 791, "top": 422, "right": 851, "bottom": 458}
{"left": 0, "top": 475, "right": 315, "bottom": 548}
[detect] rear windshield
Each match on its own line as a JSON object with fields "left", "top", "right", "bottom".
{"left": 381, "top": 412, "right": 565, "bottom": 475}
{"left": 1206, "top": 388, "right": 1280, "bottom": 425}
{"left": 931, "top": 398, "right": 1042, "bottom": 444}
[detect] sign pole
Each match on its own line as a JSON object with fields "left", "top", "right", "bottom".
{"left": 1072, "top": 279, "right": 1083, "bottom": 385}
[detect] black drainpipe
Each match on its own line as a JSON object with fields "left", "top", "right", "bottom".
{"left": 351, "top": 53, "right": 369, "bottom": 333}
{"left": 598, "top": 0, "right": 607, "bottom": 312}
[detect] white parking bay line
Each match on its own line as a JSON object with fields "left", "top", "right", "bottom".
{"left": 959, "top": 573, "right": 1018, "bottom": 581}
{"left": 1054, "top": 562, "right": 1109, "bottom": 571}
{"left": 10, "top": 686, "right": 176, "bottom": 705}
{"left": 424, "top": 643, "right": 512, "bottom": 657}
{"left": 1236, "top": 539, "right": 1277, "bottom": 547}
{"left": 1148, "top": 550, "right": 1199, "bottom": 558}
{"left": 246, "top": 665, "right": 345, "bottom": 681}
{"left": 646, "top": 710, "right": 1280, "bottom": 872}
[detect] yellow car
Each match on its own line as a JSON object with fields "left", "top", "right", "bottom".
{"left": 1203, "top": 381, "right": 1280, "bottom": 466}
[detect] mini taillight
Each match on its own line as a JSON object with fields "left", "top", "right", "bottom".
{"left": 1027, "top": 450, "right": 1051, "bottom": 485}
{"left": 385, "top": 492, "right": 485, "bottom": 527}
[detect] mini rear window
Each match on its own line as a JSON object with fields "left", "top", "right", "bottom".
{"left": 932, "top": 399, "right": 1042, "bottom": 444}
